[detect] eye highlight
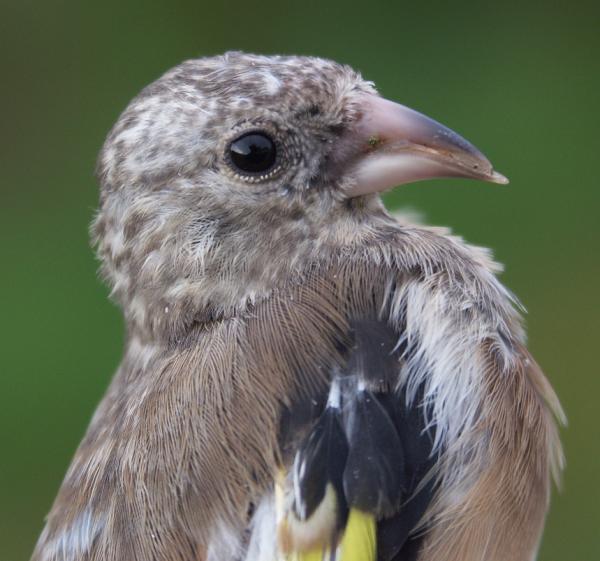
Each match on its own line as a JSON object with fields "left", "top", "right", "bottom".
{"left": 228, "top": 131, "right": 277, "bottom": 175}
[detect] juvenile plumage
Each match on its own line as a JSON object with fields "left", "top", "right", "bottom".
{"left": 31, "top": 52, "right": 564, "bottom": 561}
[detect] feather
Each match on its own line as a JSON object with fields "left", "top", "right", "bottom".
{"left": 292, "top": 405, "right": 348, "bottom": 522}
{"left": 342, "top": 387, "right": 405, "bottom": 517}
{"left": 338, "top": 509, "right": 376, "bottom": 561}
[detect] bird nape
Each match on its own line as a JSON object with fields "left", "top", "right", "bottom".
{"left": 31, "top": 52, "right": 564, "bottom": 561}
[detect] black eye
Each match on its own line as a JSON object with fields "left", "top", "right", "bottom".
{"left": 228, "top": 132, "right": 277, "bottom": 174}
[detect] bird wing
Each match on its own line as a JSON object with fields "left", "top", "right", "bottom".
{"left": 261, "top": 318, "right": 438, "bottom": 561}
{"left": 241, "top": 232, "right": 564, "bottom": 561}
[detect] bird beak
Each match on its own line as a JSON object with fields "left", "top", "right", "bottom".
{"left": 343, "top": 93, "right": 508, "bottom": 197}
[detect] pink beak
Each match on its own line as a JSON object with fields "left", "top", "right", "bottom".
{"left": 344, "top": 94, "right": 508, "bottom": 197}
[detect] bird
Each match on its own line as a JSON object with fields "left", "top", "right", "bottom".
{"left": 31, "top": 52, "right": 564, "bottom": 561}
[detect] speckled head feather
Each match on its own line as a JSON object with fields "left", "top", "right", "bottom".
{"left": 93, "top": 52, "right": 381, "bottom": 340}
{"left": 33, "top": 52, "right": 563, "bottom": 561}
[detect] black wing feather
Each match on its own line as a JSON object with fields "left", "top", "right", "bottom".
{"left": 342, "top": 388, "right": 405, "bottom": 516}
{"left": 293, "top": 406, "right": 349, "bottom": 522}
{"left": 281, "top": 318, "right": 438, "bottom": 560}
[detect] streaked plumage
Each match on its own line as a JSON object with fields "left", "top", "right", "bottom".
{"left": 31, "top": 52, "right": 563, "bottom": 561}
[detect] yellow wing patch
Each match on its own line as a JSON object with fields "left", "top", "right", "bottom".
{"left": 338, "top": 509, "right": 376, "bottom": 561}
{"left": 282, "top": 509, "right": 376, "bottom": 561}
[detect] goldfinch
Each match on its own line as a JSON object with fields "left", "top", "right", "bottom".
{"left": 32, "top": 52, "right": 564, "bottom": 561}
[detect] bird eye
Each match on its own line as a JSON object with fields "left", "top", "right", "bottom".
{"left": 228, "top": 132, "right": 277, "bottom": 175}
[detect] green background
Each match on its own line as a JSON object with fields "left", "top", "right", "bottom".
{"left": 1, "top": 1, "right": 598, "bottom": 559}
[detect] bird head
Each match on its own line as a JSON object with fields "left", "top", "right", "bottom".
{"left": 93, "top": 52, "right": 506, "bottom": 339}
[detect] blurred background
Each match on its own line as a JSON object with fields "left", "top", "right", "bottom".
{"left": 1, "top": 0, "right": 598, "bottom": 559}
